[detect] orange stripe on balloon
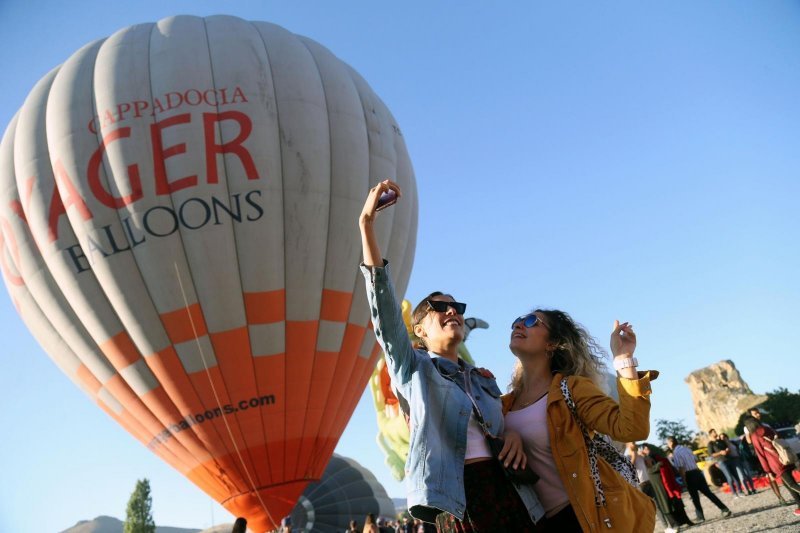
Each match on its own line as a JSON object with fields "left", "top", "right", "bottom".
{"left": 319, "top": 336, "right": 378, "bottom": 466}
{"left": 284, "top": 320, "right": 317, "bottom": 478}
{"left": 293, "top": 350, "right": 337, "bottom": 479}
{"left": 313, "top": 323, "right": 366, "bottom": 470}
{"left": 99, "top": 331, "right": 141, "bottom": 370}
{"left": 210, "top": 463, "right": 311, "bottom": 533}
{"left": 254, "top": 354, "right": 285, "bottom": 486}
{"left": 104, "top": 374, "right": 200, "bottom": 470}
{"left": 187, "top": 364, "right": 260, "bottom": 492}
{"left": 244, "top": 290, "right": 285, "bottom": 324}
{"left": 319, "top": 289, "right": 352, "bottom": 322}
{"left": 146, "top": 346, "right": 246, "bottom": 484}
{"left": 76, "top": 364, "right": 103, "bottom": 394}
{"left": 210, "top": 326, "right": 270, "bottom": 488}
{"left": 161, "top": 303, "right": 208, "bottom": 344}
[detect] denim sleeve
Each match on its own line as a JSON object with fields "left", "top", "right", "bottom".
{"left": 360, "top": 261, "right": 418, "bottom": 384}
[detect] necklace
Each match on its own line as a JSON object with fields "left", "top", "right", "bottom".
{"left": 515, "top": 390, "right": 548, "bottom": 409}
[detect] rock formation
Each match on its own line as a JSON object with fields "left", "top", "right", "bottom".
{"left": 685, "top": 360, "right": 767, "bottom": 434}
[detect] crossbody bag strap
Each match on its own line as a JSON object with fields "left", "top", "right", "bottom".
{"left": 560, "top": 377, "right": 606, "bottom": 507}
{"left": 432, "top": 358, "right": 492, "bottom": 438}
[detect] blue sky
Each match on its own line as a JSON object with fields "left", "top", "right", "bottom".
{"left": 1, "top": 1, "right": 798, "bottom": 531}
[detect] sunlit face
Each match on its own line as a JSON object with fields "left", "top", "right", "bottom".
{"left": 708, "top": 429, "right": 718, "bottom": 440}
{"left": 415, "top": 294, "right": 465, "bottom": 347}
{"left": 509, "top": 312, "right": 551, "bottom": 357}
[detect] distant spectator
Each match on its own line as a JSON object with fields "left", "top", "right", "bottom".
{"left": 347, "top": 519, "right": 359, "bottom": 532}
{"left": 231, "top": 517, "right": 247, "bottom": 533}
{"left": 641, "top": 443, "right": 694, "bottom": 530}
{"left": 720, "top": 433, "right": 756, "bottom": 495}
{"left": 744, "top": 417, "right": 800, "bottom": 517}
{"left": 363, "top": 513, "right": 378, "bottom": 533}
{"left": 666, "top": 436, "right": 731, "bottom": 523}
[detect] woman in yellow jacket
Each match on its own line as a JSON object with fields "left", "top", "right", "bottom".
{"left": 503, "top": 310, "right": 657, "bottom": 532}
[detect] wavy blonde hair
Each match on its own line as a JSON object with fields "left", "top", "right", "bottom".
{"left": 509, "top": 309, "right": 609, "bottom": 394}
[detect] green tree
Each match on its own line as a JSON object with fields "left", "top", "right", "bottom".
{"left": 761, "top": 387, "right": 800, "bottom": 426}
{"left": 124, "top": 478, "right": 156, "bottom": 533}
{"left": 655, "top": 419, "right": 697, "bottom": 449}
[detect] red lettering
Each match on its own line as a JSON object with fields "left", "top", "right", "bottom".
{"left": 0, "top": 218, "right": 24, "bottom": 286}
{"left": 50, "top": 161, "right": 93, "bottom": 243}
{"left": 152, "top": 97, "right": 165, "bottom": 115}
{"left": 88, "top": 117, "right": 98, "bottom": 134}
{"left": 185, "top": 89, "right": 202, "bottom": 106}
{"left": 231, "top": 86, "right": 247, "bottom": 103}
{"left": 203, "top": 89, "right": 218, "bottom": 106}
{"left": 151, "top": 113, "right": 196, "bottom": 194}
{"left": 87, "top": 127, "right": 144, "bottom": 208}
{"left": 134, "top": 101, "right": 149, "bottom": 118}
{"left": 165, "top": 92, "right": 183, "bottom": 111}
{"left": 203, "top": 111, "right": 259, "bottom": 183}
{"left": 116, "top": 103, "right": 131, "bottom": 122}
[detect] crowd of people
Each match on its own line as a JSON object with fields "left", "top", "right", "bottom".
{"left": 620, "top": 406, "right": 800, "bottom": 532}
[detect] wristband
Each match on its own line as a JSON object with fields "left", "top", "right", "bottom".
{"left": 613, "top": 357, "right": 638, "bottom": 371}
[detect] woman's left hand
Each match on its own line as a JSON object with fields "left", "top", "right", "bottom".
{"left": 610, "top": 320, "right": 636, "bottom": 358}
{"left": 498, "top": 430, "right": 527, "bottom": 470}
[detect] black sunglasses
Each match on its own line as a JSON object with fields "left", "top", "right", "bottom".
{"left": 426, "top": 299, "right": 467, "bottom": 315}
{"left": 511, "top": 313, "right": 546, "bottom": 330}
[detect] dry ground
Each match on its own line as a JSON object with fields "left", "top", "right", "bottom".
{"left": 652, "top": 485, "right": 800, "bottom": 532}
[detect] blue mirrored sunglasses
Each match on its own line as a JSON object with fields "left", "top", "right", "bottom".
{"left": 511, "top": 313, "right": 543, "bottom": 329}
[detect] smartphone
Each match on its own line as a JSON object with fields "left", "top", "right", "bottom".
{"left": 376, "top": 189, "right": 398, "bottom": 211}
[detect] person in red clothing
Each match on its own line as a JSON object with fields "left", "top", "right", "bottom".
{"left": 642, "top": 443, "right": 694, "bottom": 530}
{"left": 743, "top": 417, "right": 800, "bottom": 517}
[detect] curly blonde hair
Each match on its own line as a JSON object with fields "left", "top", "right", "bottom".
{"left": 509, "top": 309, "right": 609, "bottom": 394}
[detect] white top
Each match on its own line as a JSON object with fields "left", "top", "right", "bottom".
{"left": 504, "top": 394, "right": 570, "bottom": 516}
{"left": 624, "top": 448, "right": 649, "bottom": 484}
{"left": 464, "top": 413, "right": 492, "bottom": 460}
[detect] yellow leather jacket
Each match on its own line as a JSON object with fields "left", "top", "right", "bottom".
{"left": 503, "top": 371, "right": 658, "bottom": 532}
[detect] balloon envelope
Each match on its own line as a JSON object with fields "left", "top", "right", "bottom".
{"left": 0, "top": 15, "right": 416, "bottom": 532}
{"left": 289, "top": 454, "right": 396, "bottom": 532}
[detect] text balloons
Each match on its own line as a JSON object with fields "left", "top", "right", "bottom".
{"left": 0, "top": 15, "right": 416, "bottom": 532}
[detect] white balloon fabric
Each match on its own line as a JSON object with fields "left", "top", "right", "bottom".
{"left": 0, "top": 15, "right": 416, "bottom": 532}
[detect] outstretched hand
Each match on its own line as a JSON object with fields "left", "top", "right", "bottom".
{"left": 610, "top": 320, "right": 636, "bottom": 358}
{"left": 360, "top": 179, "right": 401, "bottom": 227}
{"left": 498, "top": 430, "right": 528, "bottom": 470}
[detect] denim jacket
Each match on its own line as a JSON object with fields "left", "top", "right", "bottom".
{"left": 362, "top": 262, "right": 544, "bottom": 523}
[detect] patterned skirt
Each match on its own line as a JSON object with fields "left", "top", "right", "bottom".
{"left": 434, "top": 460, "right": 541, "bottom": 532}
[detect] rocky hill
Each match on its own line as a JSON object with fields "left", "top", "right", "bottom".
{"left": 685, "top": 359, "right": 767, "bottom": 434}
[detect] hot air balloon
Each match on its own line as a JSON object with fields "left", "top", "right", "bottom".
{"left": 368, "top": 301, "right": 487, "bottom": 481}
{"left": 288, "top": 454, "right": 396, "bottom": 532}
{"left": 0, "top": 15, "right": 417, "bottom": 532}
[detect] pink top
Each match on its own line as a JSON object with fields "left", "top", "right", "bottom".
{"left": 504, "top": 394, "right": 570, "bottom": 516}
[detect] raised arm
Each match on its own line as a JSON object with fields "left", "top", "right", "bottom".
{"left": 571, "top": 373, "right": 654, "bottom": 443}
{"left": 358, "top": 180, "right": 417, "bottom": 384}
{"left": 359, "top": 179, "right": 401, "bottom": 266}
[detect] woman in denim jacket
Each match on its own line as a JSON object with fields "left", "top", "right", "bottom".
{"left": 359, "top": 180, "right": 544, "bottom": 531}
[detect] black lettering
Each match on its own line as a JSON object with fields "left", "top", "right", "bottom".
{"left": 122, "top": 216, "right": 146, "bottom": 247}
{"left": 212, "top": 194, "right": 242, "bottom": 224}
{"left": 179, "top": 198, "right": 211, "bottom": 230}
{"left": 245, "top": 190, "right": 264, "bottom": 221}
{"left": 65, "top": 244, "right": 91, "bottom": 274}
{"left": 100, "top": 224, "right": 131, "bottom": 254}
{"left": 143, "top": 205, "right": 179, "bottom": 237}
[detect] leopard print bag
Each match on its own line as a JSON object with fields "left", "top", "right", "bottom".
{"left": 560, "top": 378, "right": 639, "bottom": 507}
